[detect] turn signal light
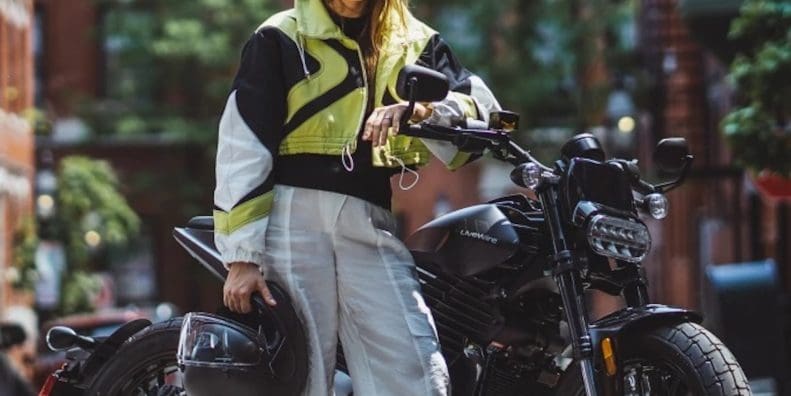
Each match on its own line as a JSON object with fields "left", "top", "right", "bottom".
{"left": 601, "top": 337, "right": 617, "bottom": 377}
{"left": 645, "top": 193, "right": 669, "bottom": 219}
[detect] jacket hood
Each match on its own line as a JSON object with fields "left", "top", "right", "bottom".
{"left": 295, "top": 0, "right": 344, "bottom": 39}
{"left": 294, "top": 0, "right": 421, "bottom": 44}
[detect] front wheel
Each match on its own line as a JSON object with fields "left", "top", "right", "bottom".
{"left": 556, "top": 322, "right": 751, "bottom": 395}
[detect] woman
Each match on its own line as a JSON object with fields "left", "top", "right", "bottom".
{"left": 214, "top": 0, "right": 500, "bottom": 394}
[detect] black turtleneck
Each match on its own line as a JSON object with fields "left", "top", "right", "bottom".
{"left": 331, "top": 12, "right": 367, "bottom": 40}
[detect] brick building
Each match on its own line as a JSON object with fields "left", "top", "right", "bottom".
{"left": 0, "top": 0, "right": 35, "bottom": 309}
{"left": 640, "top": 0, "right": 790, "bottom": 309}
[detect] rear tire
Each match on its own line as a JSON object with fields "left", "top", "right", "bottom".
{"left": 86, "top": 317, "right": 183, "bottom": 396}
{"left": 556, "top": 322, "right": 752, "bottom": 395}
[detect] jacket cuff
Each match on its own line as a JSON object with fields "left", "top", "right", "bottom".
{"left": 222, "top": 249, "right": 268, "bottom": 274}
{"left": 426, "top": 98, "right": 465, "bottom": 127}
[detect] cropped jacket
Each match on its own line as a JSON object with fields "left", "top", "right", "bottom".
{"left": 213, "top": 0, "right": 501, "bottom": 266}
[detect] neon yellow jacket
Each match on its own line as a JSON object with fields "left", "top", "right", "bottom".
{"left": 213, "top": 0, "right": 500, "bottom": 266}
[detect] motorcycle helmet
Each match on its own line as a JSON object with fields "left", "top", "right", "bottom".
{"left": 177, "top": 284, "right": 308, "bottom": 396}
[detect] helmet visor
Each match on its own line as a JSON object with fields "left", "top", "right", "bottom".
{"left": 177, "top": 312, "right": 264, "bottom": 369}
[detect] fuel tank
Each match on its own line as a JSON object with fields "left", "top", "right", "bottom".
{"left": 405, "top": 204, "right": 520, "bottom": 277}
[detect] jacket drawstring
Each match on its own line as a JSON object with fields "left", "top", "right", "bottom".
{"left": 341, "top": 142, "right": 355, "bottom": 172}
{"left": 385, "top": 153, "right": 420, "bottom": 191}
{"left": 341, "top": 143, "right": 419, "bottom": 190}
{"left": 296, "top": 33, "right": 311, "bottom": 79}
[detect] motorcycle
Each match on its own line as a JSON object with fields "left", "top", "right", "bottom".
{"left": 39, "top": 65, "right": 751, "bottom": 396}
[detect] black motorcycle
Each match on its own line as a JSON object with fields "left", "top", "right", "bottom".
{"left": 40, "top": 65, "right": 751, "bottom": 396}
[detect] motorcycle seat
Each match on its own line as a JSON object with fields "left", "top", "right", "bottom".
{"left": 187, "top": 216, "right": 214, "bottom": 230}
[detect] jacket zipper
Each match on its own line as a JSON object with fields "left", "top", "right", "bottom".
{"left": 350, "top": 42, "right": 368, "bottom": 154}
{"left": 305, "top": 35, "right": 368, "bottom": 156}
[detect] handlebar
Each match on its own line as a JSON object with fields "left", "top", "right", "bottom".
{"left": 400, "top": 121, "right": 675, "bottom": 210}
{"left": 401, "top": 122, "right": 548, "bottom": 169}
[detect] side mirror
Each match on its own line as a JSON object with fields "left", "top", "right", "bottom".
{"left": 652, "top": 137, "right": 694, "bottom": 193}
{"left": 396, "top": 65, "right": 449, "bottom": 103}
{"left": 46, "top": 326, "right": 95, "bottom": 351}
{"left": 654, "top": 138, "right": 689, "bottom": 173}
{"left": 47, "top": 326, "right": 79, "bottom": 351}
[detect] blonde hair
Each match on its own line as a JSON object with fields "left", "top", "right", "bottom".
{"left": 366, "top": 0, "right": 409, "bottom": 86}
{"left": 370, "top": 0, "right": 409, "bottom": 48}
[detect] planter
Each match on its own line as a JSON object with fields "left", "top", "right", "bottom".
{"left": 753, "top": 171, "right": 791, "bottom": 201}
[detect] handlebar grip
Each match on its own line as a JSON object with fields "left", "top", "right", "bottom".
{"left": 463, "top": 119, "right": 489, "bottom": 130}
{"left": 400, "top": 124, "right": 447, "bottom": 140}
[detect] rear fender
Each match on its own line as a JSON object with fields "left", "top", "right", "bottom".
{"left": 82, "top": 319, "right": 153, "bottom": 378}
{"left": 173, "top": 216, "right": 226, "bottom": 281}
{"left": 48, "top": 319, "right": 152, "bottom": 394}
{"left": 588, "top": 304, "right": 702, "bottom": 395}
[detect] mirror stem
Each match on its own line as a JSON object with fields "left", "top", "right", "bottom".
{"left": 402, "top": 77, "right": 418, "bottom": 131}
{"left": 655, "top": 155, "right": 694, "bottom": 193}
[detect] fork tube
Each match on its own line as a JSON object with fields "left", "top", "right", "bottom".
{"left": 537, "top": 181, "right": 599, "bottom": 396}
{"left": 617, "top": 261, "right": 650, "bottom": 308}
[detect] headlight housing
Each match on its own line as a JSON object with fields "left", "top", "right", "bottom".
{"left": 586, "top": 214, "right": 651, "bottom": 263}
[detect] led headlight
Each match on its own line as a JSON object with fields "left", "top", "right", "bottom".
{"left": 587, "top": 214, "right": 651, "bottom": 262}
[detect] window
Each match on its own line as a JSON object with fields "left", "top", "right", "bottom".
{"left": 33, "top": 6, "right": 45, "bottom": 106}
{"left": 100, "top": 8, "right": 157, "bottom": 104}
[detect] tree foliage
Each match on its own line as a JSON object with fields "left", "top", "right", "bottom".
{"left": 10, "top": 216, "right": 38, "bottom": 291}
{"left": 12, "top": 156, "right": 141, "bottom": 314}
{"left": 55, "top": 156, "right": 141, "bottom": 270}
{"left": 721, "top": 0, "right": 791, "bottom": 175}
{"left": 413, "top": 0, "right": 641, "bottom": 162}
{"left": 86, "top": 0, "right": 639, "bottom": 153}
{"left": 84, "top": 0, "right": 279, "bottom": 142}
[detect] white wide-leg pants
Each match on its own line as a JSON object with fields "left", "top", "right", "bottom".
{"left": 264, "top": 185, "right": 450, "bottom": 396}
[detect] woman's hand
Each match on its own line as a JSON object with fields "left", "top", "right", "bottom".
{"left": 363, "top": 103, "right": 432, "bottom": 147}
{"left": 224, "top": 262, "right": 277, "bottom": 313}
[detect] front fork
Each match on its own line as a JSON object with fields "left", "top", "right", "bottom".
{"left": 620, "top": 263, "right": 650, "bottom": 308}
{"left": 538, "top": 181, "right": 599, "bottom": 396}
